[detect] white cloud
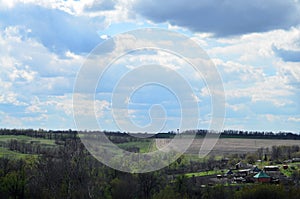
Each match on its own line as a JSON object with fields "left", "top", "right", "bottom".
{"left": 275, "top": 60, "right": 300, "bottom": 86}
{"left": 208, "top": 27, "right": 300, "bottom": 64}
{"left": 0, "top": 0, "right": 88, "bottom": 15}
{"left": 203, "top": 28, "right": 300, "bottom": 110}
{"left": 0, "top": 25, "right": 83, "bottom": 94}
{"left": 25, "top": 96, "right": 47, "bottom": 113}
{"left": 265, "top": 114, "right": 280, "bottom": 122}
{"left": 288, "top": 117, "right": 300, "bottom": 122}
{"left": 0, "top": 24, "right": 85, "bottom": 128}
{"left": 0, "top": 111, "right": 23, "bottom": 127}
{"left": 214, "top": 59, "right": 265, "bottom": 83}
{"left": 9, "top": 67, "right": 37, "bottom": 82}
{"left": 0, "top": 91, "right": 27, "bottom": 106}
{"left": 100, "top": 34, "right": 110, "bottom": 40}
{"left": 225, "top": 77, "right": 293, "bottom": 107}
{"left": 226, "top": 103, "right": 246, "bottom": 112}
{"left": 22, "top": 114, "right": 48, "bottom": 122}
{"left": 0, "top": 0, "right": 136, "bottom": 31}
{"left": 66, "top": 93, "right": 110, "bottom": 117}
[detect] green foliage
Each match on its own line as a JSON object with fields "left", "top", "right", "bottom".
{"left": 202, "top": 185, "right": 234, "bottom": 199}
{"left": 245, "top": 153, "right": 258, "bottom": 164}
{"left": 271, "top": 145, "right": 300, "bottom": 161}
{"left": 234, "top": 184, "right": 285, "bottom": 199}
{"left": 287, "top": 185, "right": 300, "bottom": 199}
{"left": 152, "top": 185, "right": 181, "bottom": 199}
{"left": 110, "top": 175, "right": 138, "bottom": 199}
{"left": 174, "top": 175, "right": 188, "bottom": 194}
{"left": 0, "top": 159, "right": 27, "bottom": 199}
{"left": 291, "top": 169, "right": 300, "bottom": 184}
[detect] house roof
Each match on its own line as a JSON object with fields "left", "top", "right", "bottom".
{"left": 252, "top": 166, "right": 261, "bottom": 172}
{"left": 253, "top": 171, "right": 270, "bottom": 179}
{"left": 226, "top": 170, "right": 233, "bottom": 175}
{"left": 238, "top": 169, "right": 251, "bottom": 173}
{"left": 264, "top": 166, "right": 279, "bottom": 169}
{"left": 264, "top": 165, "right": 279, "bottom": 171}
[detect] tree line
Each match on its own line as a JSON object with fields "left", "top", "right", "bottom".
{"left": 1, "top": 128, "right": 299, "bottom": 140}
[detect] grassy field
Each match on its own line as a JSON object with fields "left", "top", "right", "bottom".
{"left": 280, "top": 162, "right": 300, "bottom": 177}
{"left": 117, "top": 139, "right": 157, "bottom": 153}
{"left": 0, "top": 147, "right": 37, "bottom": 159}
{"left": 1, "top": 134, "right": 300, "bottom": 159}
{"left": 0, "top": 135, "right": 157, "bottom": 158}
{"left": 184, "top": 170, "right": 222, "bottom": 178}
{"left": 0, "top": 135, "right": 56, "bottom": 159}
{"left": 0, "top": 135, "right": 56, "bottom": 146}
{"left": 156, "top": 138, "right": 300, "bottom": 155}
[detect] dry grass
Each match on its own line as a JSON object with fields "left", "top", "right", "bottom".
{"left": 156, "top": 138, "right": 300, "bottom": 155}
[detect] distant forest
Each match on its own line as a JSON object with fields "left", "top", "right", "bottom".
{"left": 0, "top": 128, "right": 299, "bottom": 140}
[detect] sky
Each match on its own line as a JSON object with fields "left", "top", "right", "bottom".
{"left": 0, "top": 0, "right": 300, "bottom": 133}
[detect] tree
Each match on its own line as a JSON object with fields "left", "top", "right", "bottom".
{"left": 0, "top": 168, "right": 26, "bottom": 198}
{"left": 235, "top": 184, "right": 285, "bottom": 199}
{"left": 110, "top": 175, "right": 138, "bottom": 199}
{"left": 138, "top": 172, "right": 162, "bottom": 199}
{"left": 153, "top": 185, "right": 181, "bottom": 199}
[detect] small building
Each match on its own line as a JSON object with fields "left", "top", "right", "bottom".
{"left": 264, "top": 166, "right": 279, "bottom": 171}
{"left": 253, "top": 171, "right": 271, "bottom": 183}
{"left": 292, "top": 158, "right": 300, "bottom": 163}
{"left": 238, "top": 169, "right": 251, "bottom": 177}
{"left": 233, "top": 177, "right": 246, "bottom": 183}
{"left": 264, "top": 166, "right": 280, "bottom": 177}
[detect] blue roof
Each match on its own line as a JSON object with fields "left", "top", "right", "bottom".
{"left": 253, "top": 171, "right": 270, "bottom": 178}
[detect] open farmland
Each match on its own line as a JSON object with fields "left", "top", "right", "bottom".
{"left": 156, "top": 138, "right": 300, "bottom": 155}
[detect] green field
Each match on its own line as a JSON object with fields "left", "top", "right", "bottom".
{"left": 184, "top": 170, "right": 222, "bottom": 178}
{"left": 0, "top": 147, "right": 37, "bottom": 159}
{"left": 0, "top": 135, "right": 158, "bottom": 159}
{"left": 0, "top": 135, "right": 56, "bottom": 146}
{"left": 117, "top": 140, "right": 157, "bottom": 153}
{"left": 0, "top": 135, "right": 56, "bottom": 159}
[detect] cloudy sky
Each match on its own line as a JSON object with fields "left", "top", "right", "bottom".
{"left": 0, "top": 0, "right": 300, "bottom": 133}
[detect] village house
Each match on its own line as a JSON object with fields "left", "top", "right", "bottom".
{"left": 253, "top": 171, "right": 271, "bottom": 183}
{"left": 264, "top": 166, "right": 280, "bottom": 178}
